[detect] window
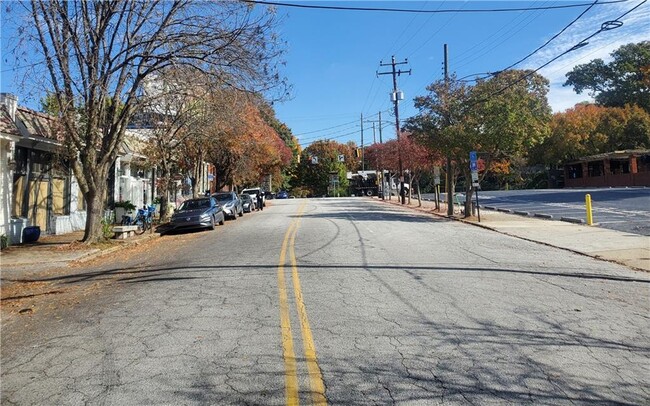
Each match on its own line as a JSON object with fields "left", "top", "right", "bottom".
{"left": 587, "top": 161, "right": 604, "bottom": 177}
{"left": 567, "top": 163, "right": 582, "bottom": 179}
{"left": 609, "top": 160, "right": 630, "bottom": 175}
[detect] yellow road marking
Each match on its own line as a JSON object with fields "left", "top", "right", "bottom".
{"left": 289, "top": 213, "right": 327, "bottom": 405}
{"left": 278, "top": 201, "right": 328, "bottom": 405}
{"left": 278, "top": 221, "right": 299, "bottom": 405}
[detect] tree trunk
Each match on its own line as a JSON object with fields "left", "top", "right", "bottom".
{"left": 446, "top": 161, "right": 456, "bottom": 216}
{"left": 407, "top": 172, "right": 412, "bottom": 205}
{"left": 82, "top": 182, "right": 108, "bottom": 243}
{"left": 464, "top": 175, "right": 474, "bottom": 218}
{"left": 158, "top": 166, "right": 172, "bottom": 221}
{"left": 416, "top": 176, "right": 422, "bottom": 207}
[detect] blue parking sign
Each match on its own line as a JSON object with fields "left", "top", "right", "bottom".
{"left": 470, "top": 151, "right": 477, "bottom": 171}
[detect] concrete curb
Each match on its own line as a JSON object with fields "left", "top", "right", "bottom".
{"left": 560, "top": 217, "right": 585, "bottom": 224}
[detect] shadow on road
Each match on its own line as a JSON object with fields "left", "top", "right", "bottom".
{"left": 4, "top": 263, "right": 647, "bottom": 287}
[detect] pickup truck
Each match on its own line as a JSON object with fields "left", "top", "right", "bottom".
{"left": 241, "top": 187, "right": 265, "bottom": 208}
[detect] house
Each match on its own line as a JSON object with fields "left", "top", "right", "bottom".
{"left": 0, "top": 94, "right": 88, "bottom": 240}
{"left": 564, "top": 150, "right": 650, "bottom": 188}
{"left": 0, "top": 96, "right": 22, "bottom": 244}
{"left": 109, "top": 129, "right": 155, "bottom": 212}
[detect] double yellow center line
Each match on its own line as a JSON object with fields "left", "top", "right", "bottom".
{"left": 277, "top": 203, "right": 327, "bottom": 405}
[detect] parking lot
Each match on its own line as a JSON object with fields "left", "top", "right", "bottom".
{"left": 426, "top": 187, "right": 650, "bottom": 236}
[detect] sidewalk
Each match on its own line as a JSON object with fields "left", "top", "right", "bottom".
{"left": 0, "top": 230, "right": 158, "bottom": 285}
{"left": 379, "top": 196, "right": 650, "bottom": 272}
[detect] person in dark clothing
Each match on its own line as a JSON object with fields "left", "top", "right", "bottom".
{"left": 257, "top": 193, "right": 263, "bottom": 211}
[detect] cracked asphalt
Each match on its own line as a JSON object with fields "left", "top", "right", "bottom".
{"left": 2, "top": 197, "right": 649, "bottom": 405}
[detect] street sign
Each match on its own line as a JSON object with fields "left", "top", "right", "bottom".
{"left": 470, "top": 151, "right": 479, "bottom": 188}
{"left": 469, "top": 151, "right": 478, "bottom": 171}
{"left": 338, "top": 154, "right": 345, "bottom": 162}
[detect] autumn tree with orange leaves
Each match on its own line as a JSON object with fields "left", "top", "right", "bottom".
{"left": 206, "top": 96, "right": 292, "bottom": 191}
{"left": 365, "top": 133, "right": 441, "bottom": 206}
{"left": 531, "top": 103, "right": 650, "bottom": 167}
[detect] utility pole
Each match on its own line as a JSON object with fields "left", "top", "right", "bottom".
{"left": 444, "top": 44, "right": 454, "bottom": 216}
{"left": 360, "top": 113, "right": 364, "bottom": 172}
{"left": 379, "top": 111, "right": 385, "bottom": 200}
{"left": 378, "top": 55, "right": 411, "bottom": 204}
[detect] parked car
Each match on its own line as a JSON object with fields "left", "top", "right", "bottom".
{"left": 241, "top": 193, "right": 255, "bottom": 213}
{"left": 241, "top": 187, "right": 265, "bottom": 209}
{"left": 212, "top": 191, "right": 243, "bottom": 219}
{"left": 167, "top": 197, "right": 224, "bottom": 233}
{"left": 276, "top": 190, "right": 289, "bottom": 199}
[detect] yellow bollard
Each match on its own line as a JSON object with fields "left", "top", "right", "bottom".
{"left": 585, "top": 194, "right": 594, "bottom": 226}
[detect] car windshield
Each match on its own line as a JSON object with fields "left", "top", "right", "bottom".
{"left": 214, "top": 193, "right": 232, "bottom": 201}
{"left": 179, "top": 199, "right": 211, "bottom": 211}
{"left": 241, "top": 195, "right": 252, "bottom": 202}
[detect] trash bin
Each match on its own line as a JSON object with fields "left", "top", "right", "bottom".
{"left": 9, "top": 217, "right": 29, "bottom": 244}
{"left": 22, "top": 226, "right": 41, "bottom": 243}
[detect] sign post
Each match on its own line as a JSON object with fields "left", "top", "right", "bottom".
{"left": 470, "top": 151, "right": 481, "bottom": 222}
{"left": 433, "top": 166, "right": 441, "bottom": 211}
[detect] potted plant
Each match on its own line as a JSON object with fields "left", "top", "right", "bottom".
{"left": 114, "top": 200, "right": 136, "bottom": 223}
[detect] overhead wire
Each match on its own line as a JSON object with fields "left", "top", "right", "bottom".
{"left": 495, "top": 0, "right": 600, "bottom": 73}
{"left": 401, "top": 0, "right": 468, "bottom": 65}
{"left": 242, "top": 0, "right": 629, "bottom": 14}
{"left": 454, "top": 1, "right": 553, "bottom": 71}
{"left": 469, "top": 0, "right": 647, "bottom": 107}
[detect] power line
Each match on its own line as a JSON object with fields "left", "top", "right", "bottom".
{"left": 295, "top": 110, "right": 389, "bottom": 140}
{"left": 495, "top": 0, "right": 600, "bottom": 73}
{"left": 301, "top": 122, "right": 393, "bottom": 147}
{"left": 293, "top": 119, "right": 360, "bottom": 137}
{"left": 242, "top": 0, "right": 629, "bottom": 13}
{"left": 471, "top": 0, "right": 647, "bottom": 106}
{"left": 454, "top": 1, "right": 553, "bottom": 70}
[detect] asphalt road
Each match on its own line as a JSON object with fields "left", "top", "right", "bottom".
{"left": 425, "top": 188, "right": 650, "bottom": 235}
{"left": 2, "top": 198, "right": 649, "bottom": 405}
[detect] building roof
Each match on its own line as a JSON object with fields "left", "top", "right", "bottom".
{"left": 567, "top": 150, "right": 650, "bottom": 164}
{"left": 15, "top": 107, "right": 63, "bottom": 142}
{"left": 0, "top": 105, "right": 21, "bottom": 138}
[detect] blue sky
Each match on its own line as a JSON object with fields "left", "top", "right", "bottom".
{"left": 2, "top": 1, "right": 649, "bottom": 149}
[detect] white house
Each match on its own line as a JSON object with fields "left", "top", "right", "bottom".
{"left": 0, "top": 97, "right": 23, "bottom": 244}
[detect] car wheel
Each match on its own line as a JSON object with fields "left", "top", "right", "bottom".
{"left": 219, "top": 216, "right": 224, "bottom": 226}
{"left": 238, "top": 208, "right": 243, "bottom": 217}
{"left": 209, "top": 216, "right": 215, "bottom": 230}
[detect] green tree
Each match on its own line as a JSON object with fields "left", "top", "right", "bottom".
{"left": 564, "top": 41, "right": 650, "bottom": 112}
{"left": 296, "top": 141, "right": 350, "bottom": 196}
{"left": 408, "top": 70, "right": 551, "bottom": 216}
